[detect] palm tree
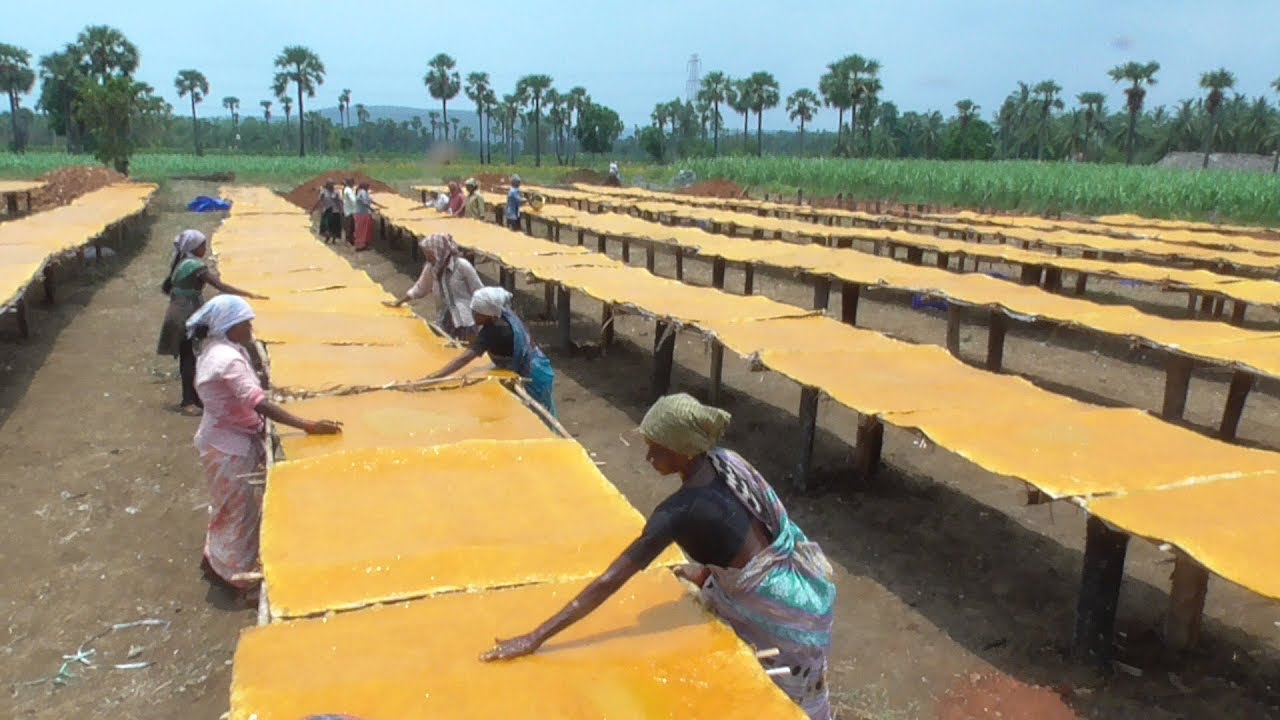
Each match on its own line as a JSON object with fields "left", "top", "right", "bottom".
{"left": 843, "top": 56, "right": 881, "bottom": 155}
{"left": 501, "top": 94, "right": 520, "bottom": 163}
{"left": 1108, "top": 60, "right": 1160, "bottom": 165}
{"left": 279, "top": 94, "right": 293, "bottom": 129}
{"left": 786, "top": 88, "right": 818, "bottom": 154}
{"left": 0, "top": 44, "right": 36, "bottom": 152}
{"left": 954, "top": 99, "right": 979, "bottom": 128}
{"left": 1199, "top": 68, "right": 1236, "bottom": 168}
{"left": 223, "top": 96, "right": 240, "bottom": 140}
{"left": 424, "top": 53, "right": 461, "bottom": 141}
{"left": 566, "top": 86, "right": 589, "bottom": 162}
{"left": 1032, "top": 80, "right": 1063, "bottom": 160}
{"left": 355, "top": 103, "right": 369, "bottom": 125}
{"left": 743, "top": 71, "right": 780, "bottom": 157}
{"left": 515, "top": 74, "right": 553, "bottom": 166}
{"left": 174, "top": 69, "right": 209, "bottom": 155}
{"left": 450, "top": 116, "right": 460, "bottom": 144}
{"left": 1076, "top": 91, "right": 1105, "bottom": 161}
{"left": 483, "top": 89, "right": 498, "bottom": 163}
{"left": 819, "top": 61, "right": 851, "bottom": 150}
{"left": 272, "top": 45, "right": 325, "bottom": 157}
{"left": 338, "top": 88, "right": 351, "bottom": 128}
{"left": 699, "top": 71, "right": 733, "bottom": 155}
{"left": 464, "top": 71, "right": 491, "bottom": 163}
{"left": 545, "top": 89, "right": 566, "bottom": 163}
{"left": 76, "top": 25, "right": 138, "bottom": 84}
{"left": 260, "top": 99, "right": 272, "bottom": 123}
{"left": 427, "top": 110, "right": 440, "bottom": 140}
{"left": 1272, "top": 77, "right": 1280, "bottom": 172}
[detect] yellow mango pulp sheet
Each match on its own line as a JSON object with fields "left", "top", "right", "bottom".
{"left": 232, "top": 568, "right": 802, "bottom": 720}
{"left": 248, "top": 286, "right": 408, "bottom": 316}
{"left": 265, "top": 340, "right": 462, "bottom": 394}
{"left": 0, "top": 180, "right": 45, "bottom": 194}
{"left": 278, "top": 384, "right": 555, "bottom": 460}
{"left": 1088, "top": 476, "right": 1280, "bottom": 600}
{"left": 251, "top": 310, "right": 442, "bottom": 346}
{"left": 262, "top": 440, "right": 683, "bottom": 616}
{"left": 889, "top": 404, "right": 1280, "bottom": 498}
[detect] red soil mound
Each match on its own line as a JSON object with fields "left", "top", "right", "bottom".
{"left": 31, "top": 165, "right": 128, "bottom": 211}
{"left": 678, "top": 178, "right": 746, "bottom": 198}
{"left": 559, "top": 168, "right": 610, "bottom": 185}
{"left": 936, "top": 673, "right": 1078, "bottom": 720}
{"left": 284, "top": 171, "right": 395, "bottom": 209}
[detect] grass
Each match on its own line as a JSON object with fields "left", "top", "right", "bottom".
{"left": 678, "top": 156, "right": 1280, "bottom": 225}
{"left": 4, "top": 149, "right": 1278, "bottom": 225}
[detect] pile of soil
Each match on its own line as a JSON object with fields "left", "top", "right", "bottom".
{"left": 559, "top": 168, "right": 610, "bottom": 186}
{"left": 31, "top": 165, "right": 128, "bottom": 211}
{"left": 440, "top": 172, "right": 509, "bottom": 193}
{"left": 678, "top": 178, "right": 746, "bottom": 198}
{"left": 284, "top": 171, "right": 395, "bottom": 209}
{"left": 936, "top": 673, "right": 1078, "bottom": 720}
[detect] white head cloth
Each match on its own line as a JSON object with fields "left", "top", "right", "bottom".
{"left": 173, "top": 229, "right": 207, "bottom": 260}
{"left": 470, "top": 286, "right": 512, "bottom": 318}
{"left": 186, "top": 295, "right": 255, "bottom": 339}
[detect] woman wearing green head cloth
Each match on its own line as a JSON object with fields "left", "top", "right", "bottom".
{"left": 481, "top": 393, "right": 837, "bottom": 719}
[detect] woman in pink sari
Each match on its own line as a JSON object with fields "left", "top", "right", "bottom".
{"left": 187, "top": 296, "right": 342, "bottom": 598}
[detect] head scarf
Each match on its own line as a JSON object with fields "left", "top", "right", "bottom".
{"left": 173, "top": 229, "right": 207, "bottom": 261}
{"left": 185, "top": 295, "right": 255, "bottom": 339}
{"left": 510, "top": 174, "right": 522, "bottom": 187}
{"left": 639, "top": 393, "right": 731, "bottom": 458}
{"left": 470, "top": 286, "right": 513, "bottom": 318}
{"left": 464, "top": 177, "right": 479, "bottom": 190}
{"left": 419, "top": 233, "right": 459, "bottom": 278}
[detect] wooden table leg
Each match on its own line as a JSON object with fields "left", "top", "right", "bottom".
{"left": 1163, "top": 551, "right": 1209, "bottom": 654}
{"left": 1161, "top": 355, "right": 1194, "bottom": 420}
{"left": 743, "top": 264, "right": 755, "bottom": 295}
{"left": 651, "top": 320, "right": 675, "bottom": 400}
{"left": 795, "top": 387, "right": 820, "bottom": 491}
{"left": 986, "top": 311, "right": 1007, "bottom": 371}
{"left": 712, "top": 258, "right": 726, "bottom": 289}
{"left": 812, "top": 276, "right": 831, "bottom": 310}
{"left": 945, "top": 305, "right": 962, "bottom": 356}
{"left": 1218, "top": 370, "right": 1254, "bottom": 441}
{"left": 841, "top": 282, "right": 861, "bottom": 326}
{"left": 556, "top": 285, "right": 572, "bottom": 352}
{"left": 709, "top": 341, "right": 725, "bottom": 406}
{"left": 1071, "top": 515, "right": 1130, "bottom": 665}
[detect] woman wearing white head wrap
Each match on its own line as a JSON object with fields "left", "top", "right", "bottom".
{"left": 384, "top": 233, "right": 483, "bottom": 340}
{"left": 155, "top": 229, "right": 266, "bottom": 416}
{"left": 482, "top": 393, "right": 836, "bottom": 720}
{"left": 187, "top": 295, "right": 342, "bottom": 599}
{"left": 421, "top": 285, "right": 557, "bottom": 415}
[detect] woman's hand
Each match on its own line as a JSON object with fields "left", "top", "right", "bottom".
{"left": 306, "top": 419, "right": 343, "bottom": 435}
{"left": 672, "top": 563, "right": 710, "bottom": 587}
{"left": 480, "top": 633, "right": 543, "bottom": 662}
{"left": 382, "top": 299, "right": 402, "bottom": 308}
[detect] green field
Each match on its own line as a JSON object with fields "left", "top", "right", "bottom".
{"left": 3, "top": 150, "right": 1278, "bottom": 225}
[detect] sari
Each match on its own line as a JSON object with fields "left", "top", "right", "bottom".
{"left": 699, "top": 448, "right": 836, "bottom": 720}
{"left": 495, "top": 307, "right": 556, "bottom": 416}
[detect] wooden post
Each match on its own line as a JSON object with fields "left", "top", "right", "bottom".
{"left": 597, "top": 234, "right": 607, "bottom": 254}
{"left": 711, "top": 258, "right": 727, "bottom": 289}
{"left": 743, "top": 264, "right": 755, "bottom": 295}
{"left": 1163, "top": 551, "right": 1210, "bottom": 654}
{"left": 651, "top": 320, "right": 675, "bottom": 401}
{"left": 14, "top": 297, "right": 30, "bottom": 338}
{"left": 379, "top": 216, "right": 387, "bottom": 244}
{"left": 1074, "top": 272, "right": 1089, "bottom": 296}
{"left": 553, "top": 223, "right": 562, "bottom": 243}
{"left": 986, "top": 312, "right": 1008, "bottom": 371}
{"left": 906, "top": 247, "right": 924, "bottom": 265}
{"left": 812, "top": 276, "right": 831, "bottom": 310}
{"left": 523, "top": 214, "right": 533, "bottom": 235}
{"left": 4, "top": 193, "right": 18, "bottom": 216}
{"left": 1229, "top": 301, "right": 1247, "bottom": 326}
{"left": 1019, "top": 264, "right": 1043, "bottom": 285}
{"left": 946, "top": 305, "right": 962, "bottom": 356}
{"left": 556, "top": 285, "right": 572, "bottom": 352}
{"left": 601, "top": 304, "right": 615, "bottom": 349}
{"left": 1199, "top": 295, "right": 1213, "bottom": 314}
{"left": 1042, "top": 267, "right": 1063, "bottom": 293}
{"left": 1218, "top": 371, "right": 1255, "bottom": 441}
{"left": 840, "top": 282, "right": 861, "bottom": 325}
{"left": 1186, "top": 293, "right": 1198, "bottom": 317}
{"left": 1071, "top": 515, "right": 1130, "bottom": 664}
{"left": 935, "top": 252, "right": 949, "bottom": 270}
{"left": 543, "top": 282, "right": 555, "bottom": 319}
{"left": 796, "top": 387, "right": 820, "bottom": 491}
{"left": 622, "top": 238, "right": 631, "bottom": 263}
{"left": 1212, "top": 297, "right": 1225, "bottom": 318}
{"left": 576, "top": 229, "right": 585, "bottom": 246}
{"left": 420, "top": 189, "right": 428, "bottom": 204}
{"left": 709, "top": 341, "right": 725, "bottom": 406}
{"left": 645, "top": 244, "right": 656, "bottom": 273}
{"left": 852, "top": 416, "right": 884, "bottom": 482}
{"left": 676, "top": 251, "right": 684, "bottom": 281}
{"left": 1161, "top": 355, "right": 1194, "bottom": 420}
{"left": 42, "top": 266, "right": 55, "bottom": 304}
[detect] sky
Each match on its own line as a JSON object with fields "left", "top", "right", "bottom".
{"left": 10, "top": 1, "right": 1280, "bottom": 133}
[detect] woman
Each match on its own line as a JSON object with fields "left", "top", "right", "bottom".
{"left": 352, "top": 182, "right": 383, "bottom": 251}
{"left": 422, "top": 287, "right": 556, "bottom": 415}
{"left": 187, "top": 295, "right": 342, "bottom": 597}
{"left": 481, "top": 393, "right": 836, "bottom": 720}
{"left": 310, "top": 181, "right": 344, "bottom": 244}
{"left": 446, "top": 181, "right": 466, "bottom": 217}
{"left": 156, "top": 229, "right": 263, "bottom": 416}
{"left": 384, "top": 233, "right": 483, "bottom": 340}
{"left": 462, "top": 178, "right": 486, "bottom": 219}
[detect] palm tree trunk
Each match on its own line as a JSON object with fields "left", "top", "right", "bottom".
{"left": 742, "top": 112, "right": 749, "bottom": 152}
{"left": 7, "top": 93, "right": 20, "bottom": 153}
{"left": 836, "top": 107, "right": 844, "bottom": 148}
{"left": 799, "top": 120, "right": 805, "bottom": 155}
{"left": 848, "top": 105, "right": 857, "bottom": 156}
{"left": 1273, "top": 149, "right": 1279, "bottom": 173}
{"left": 712, "top": 101, "right": 720, "bottom": 156}
{"left": 297, "top": 81, "right": 306, "bottom": 158}
{"left": 190, "top": 96, "right": 201, "bottom": 156}
{"left": 441, "top": 100, "right": 449, "bottom": 141}
{"left": 1201, "top": 116, "right": 1217, "bottom": 169}
{"left": 534, "top": 100, "right": 542, "bottom": 167}
{"left": 1124, "top": 110, "right": 1136, "bottom": 165}
{"left": 747, "top": 110, "right": 757, "bottom": 156}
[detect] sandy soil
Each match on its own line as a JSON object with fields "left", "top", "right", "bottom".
{"left": 3, "top": 181, "right": 1280, "bottom": 719}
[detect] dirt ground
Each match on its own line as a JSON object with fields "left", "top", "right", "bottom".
{"left": 3, "top": 181, "right": 1280, "bottom": 719}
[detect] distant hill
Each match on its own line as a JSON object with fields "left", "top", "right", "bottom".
{"left": 314, "top": 105, "right": 483, "bottom": 134}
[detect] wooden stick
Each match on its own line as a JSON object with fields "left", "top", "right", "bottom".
{"left": 511, "top": 382, "right": 572, "bottom": 438}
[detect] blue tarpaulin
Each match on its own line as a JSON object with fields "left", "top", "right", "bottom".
{"left": 187, "top": 196, "right": 232, "bottom": 212}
